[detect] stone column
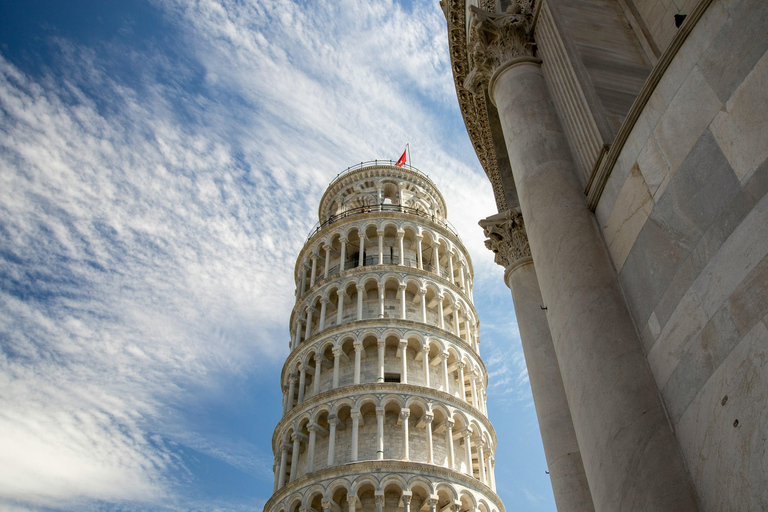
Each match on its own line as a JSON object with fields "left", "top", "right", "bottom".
{"left": 467, "top": 7, "right": 698, "bottom": 510}
{"left": 481, "top": 209, "right": 595, "bottom": 512}
{"left": 297, "top": 365, "right": 307, "bottom": 404}
{"left": 459, "top": 262, "right": 467, "bottom": 290}
{"left": 347, "top": 496, "right": 357, "bottom": 512}
{"left": 336, "top": 290, "right": 345, "bottom": 325}
{"left": 457, "top": 362, "right": 466, "bottom": 401}
{"left": 397, "top": 232, "right": 405, "bottom": 265}
{"left": 489, "top": 455, "right": 497, "bottom": 491}
{"left": 416, "top": 235, "right": 423, "bottom": 269}
{"left": 286, "top": 375, "right": 297, "bottom": 412}
{"left": 441, "top": 352, "right": 450, "bottom": 393}
{"left": 313, "top": 353, "right": 323, "bottom": 395}
{"left": 377, "top": 339, "right": 385, "bottom": 383}
{"left": 327, "top": 416, "right": 337, "bottom": 466}
{"left": 421, "top": 344, "right": 431, "bottom": 387}
{"left": 425, "top": 413, "right": 434, "bottom": 463}
{"left": 402, "top": 493, "right": 412, "bottom": 512}
{"left": 289, "top": 432, "right": 304, "bottom": 482}
{"left": 310, "top": 254, "right": 317, "bottom": 285}
{"left": 306, "top": 423, "right": 317, "bottom": 473}
{"left": 351, "top": 410, "right": 361, "bottom": 461}
{"left": 322, "top": 501, "right": 332, "bottom": 512}
{"left": 419, "top": 289, "right": 427, "bottom": 323}
{"left": 375, "top": 494, "right": 385, "bottom": 512}
{"left": 470, "top": 371, "right": 479, "bottom": 408}
{"left": 432, "top": 245, "right": 440, "bottom": 274}
{"left": 304, "top": 306, "right": 312, "bottom": 340}
{"left": 339, "top": 238, "right": 346, "bottom": 272}
{"left": 358, "top": 233, "right": 365, "bottom": 267}
{"left": 445, "top": 419, "right": 455, "bottom": 469}
{"left": 353, "top": 341, "right": 363, "bottom": 384}
{"left": 399, "top": 283, "right": 407, "bottom": 319}
{"left": 356, "top": 285, "right": 364, "bottom": 320}
{"left": 318, "top": 299, "right": 327, "bottom": 331}
{"left": 437, "top": 295, "right": 445, "bottom": 330}
{"left": 378, "top": 283, "right": 385, "bottom": 318}
{"left": 463, "top": 431, "right": 473, "bottom": 477}
{"left": 399, "top": 339, "right": 408, "bottom": 384}
{"left": 282, "top": 386, "right": 288, "bottom": 415}
{"left": 376, "top": 407, "right": 385, "bottom": 460}
{"left": 452, "top": 305, "right": 461, "bottom": 337}
{"left": 299, "top": 265, "right": 308, "bottom": 297}
{"left": 426, "top": 498, "right": 437, "bottom": 512}
{"left": 377, "top": 230, "right": 384, "bottom": 264}
{"left": 448, "top": 252, "right": 455, "bottom": 284}
{"left": 478, "top": 440, "right": 487, "bottom": 484}
{"left": 332, "top": 348, "right": 341, "bottom": 389}
{"left": 323, "top": 243, "right": 331, "bottom": 280}
{"left": 277, "top": 443, "right": 289, "bottom": 488}
{"left": 400, "top": 409, "right": 411, "bottom": 460}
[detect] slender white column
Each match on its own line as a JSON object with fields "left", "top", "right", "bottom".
{"left": 318, "top": 299, "right": 327, "bottom": 331}
{"left": 453, "top": 306, "right": 461, "bottom": 337}
{"left": 297, "top": 365, "right": 307, "bottom": 403}
{"left": 478, "top": 440, "right": 486, "bottom": 484}
{"left": 457, "top": 362, "right": 466, "bottom": 401}
{"left": 448, "top": 252, "right": 455, "bottom": 284}
{"left": 489, "top": 456, "right": 497, "bottom": 491}
{"left": 378, "top": 284, "right": 385, "bottom": 318}
{"left": 304, "top": 307, "right": 312, "bottom": 339}
{"left": 459, "top": 262, "right": 466, "bottom": 290}
{"left": 323, "top": 244, "right": 331, "bottom": 279}
{"left": 336, "top": 290, "right": 345, "bottom": 325}
{"left": 286, "top": 375, "right": 297, "bottom": 412}
{"left": 377, "top": 339, "right": 385, "bottom": 382}
{"left": 416, "top": 235, "right": 423, "bottom": 269}
{"left": 419, "top": 289, "right": 427, "bottom": 322}
{"left": 470, "top": 371, "right": 478, "bottom": 408}
{"left": 332, "top": 348, "right": 341, "bottom": 389}
{"left": 399, "top": 283, "right": 407, "bottom": 319}
{"left": 377, "top": 230, "right": 384, "bottom": 264}
{"left": 375, "top": 495, "right": 384, "bottom": 512}
{"left": 347, "top": 496, "right": 357, "bottom": 512}
{"left": 282, "top": 386, "right": 288, "bottom": 415}
{"left": 463, "top": 431, "right": 473, "bottom": 477}
{"left": 445, "top": 420, "right": 455, "bottom": 469}
{"left": 397, "top": 232, "right": 405, "bottom": 265}
{"left": 437, "top": 296, "right": 445, "bottom": 330}
{"left": 376, "top": 407, "right": 385, "bottom": 460}
{"left": 339, "top": 239, "right": 346, "bottom": 272}
{"left": 299, "top": 265, "right": 308, "bottom": 297}
{"left": 400, "top": 409, "right": 410, "bottom": 460}
{"left": 463, "top": 315, "right": 472, "bottom": 344}
{"left": 356, "top": 285, "right": 364, "bottom": 320}
{"left": 327, "top": 417, "right": 337, "bottom": 466}
{"left": 426, "top": 498, "right": 437, "bottom": 512}
{"left": 306, "top": 423, "right": 317, "bottom": 473}
{"left": 313, "top": 353, "right": 323, "bottom": 395}
{"left": 350, "top": 410, "right": 361, "bottom": 461}
{"left": 399, "top": 339, "right": 408, "bottom": 384}
{"left": 273, "top": 458, "right": 279, "bottom": 492}
{"left": 441, "top": 351, "right": 450, "bottom": 393}
{"left": 421, "top": 344, "right": 430, "bottom": 387}
{"left": 289, "top": 432, "right": 304, "bottom": 482}
{"left": 358, "top": 233, "right": 365, "bottom": 267}
{"left": 353, "top": 341, "right": 362, "bottom": 384}
{"left": 322, "top": 500, "right": 332, "bottom": 512}
{"left": 432, "top": 245, "right": 439, "bottom": 274}
{"left": 310, "top": 255, "right": 317, "bottom": 284}
{"left": 402, "top": 494, "right": 412, "bottom": 512}
{"left": 425, "top": 413, "right": 434, "bottom": 463}
{"left": 292, "top": 322, "right": 301, "bottom": 350}
{"left": 277, "top": 443, "right": 289, "bottom": 488}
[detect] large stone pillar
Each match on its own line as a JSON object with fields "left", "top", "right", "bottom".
{"left": 466, "top": 6, "right": 698, "bottom": 511}
{"left": 481, "top": 209, "right": 593, "bottom": 512}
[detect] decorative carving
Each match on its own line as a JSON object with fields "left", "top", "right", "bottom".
{"left": 479, "top": 208, "right": 531, "bottom": 267}
{"left": 464, "top": 2, "right": 537, "bottom": 94}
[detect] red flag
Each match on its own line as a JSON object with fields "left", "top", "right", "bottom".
{"left": 395, "top": 149, "right": 407, "bottom": 167}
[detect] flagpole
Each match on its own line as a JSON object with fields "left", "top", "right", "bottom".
{"left": 407, "top": 143, "right": 411, "bottom": 170}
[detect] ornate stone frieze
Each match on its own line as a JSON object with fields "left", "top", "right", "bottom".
{"left": 464, "top": 2, "right": 537, "bottom": 94}
{"left": 479, "top": 209, "right": 531, "bottom": 268}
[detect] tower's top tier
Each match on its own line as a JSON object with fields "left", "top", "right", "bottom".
{"left": 318, "top": 161, "right": 448, "bottom": 223}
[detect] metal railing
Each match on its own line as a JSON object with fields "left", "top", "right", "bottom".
{"left": 306, "top": 203, "right": 461, "bottom": 243}
{"left": 326, "top": 159, "right": 437, "bottom": 190}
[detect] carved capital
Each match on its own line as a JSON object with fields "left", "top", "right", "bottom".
{"left": 464, "top": 2, "right": 537, "bottom": 94}
{"left": 479, "top": 208, "right": 531, "bottom": 267}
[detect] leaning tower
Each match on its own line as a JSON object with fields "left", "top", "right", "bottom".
{"left": 265, "top": 161, "right": 504, "bottom": 512}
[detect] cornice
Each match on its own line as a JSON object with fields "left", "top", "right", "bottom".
{"left": 264, "top": 460, "right": 505, "bottom": 512}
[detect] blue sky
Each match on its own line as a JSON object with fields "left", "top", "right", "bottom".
{"left": 0, "top": 1, "right": 555, "bottom": 510}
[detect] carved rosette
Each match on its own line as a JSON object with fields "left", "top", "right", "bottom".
{"left": 464, "top": 2, "right": 537, "bottom": 94}
{"left": 479, "top": 209, "right": 531, "bottom": 268}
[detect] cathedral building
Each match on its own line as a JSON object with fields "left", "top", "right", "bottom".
{"left": 442, "top": 0, "right": 767, "bottom": 511}
{"left": 264, "top": 162, "right": 503, "bottom": 512}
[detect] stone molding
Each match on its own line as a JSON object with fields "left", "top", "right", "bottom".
{"left": 464, "top": 2, "right": 537, "bottom": 95}
{"left": 264, "top": 459, "right": 504, "bottom": 512}
{"left": 479, "top": 208, "right": 531, "bottom": 269}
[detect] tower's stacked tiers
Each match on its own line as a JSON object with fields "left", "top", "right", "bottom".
{"left": 265, "top": 163, "right": 503, "bottom": 512}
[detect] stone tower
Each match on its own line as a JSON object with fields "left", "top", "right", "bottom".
{"left": 264, "top": 161, "right": 504, "bottom": 512}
